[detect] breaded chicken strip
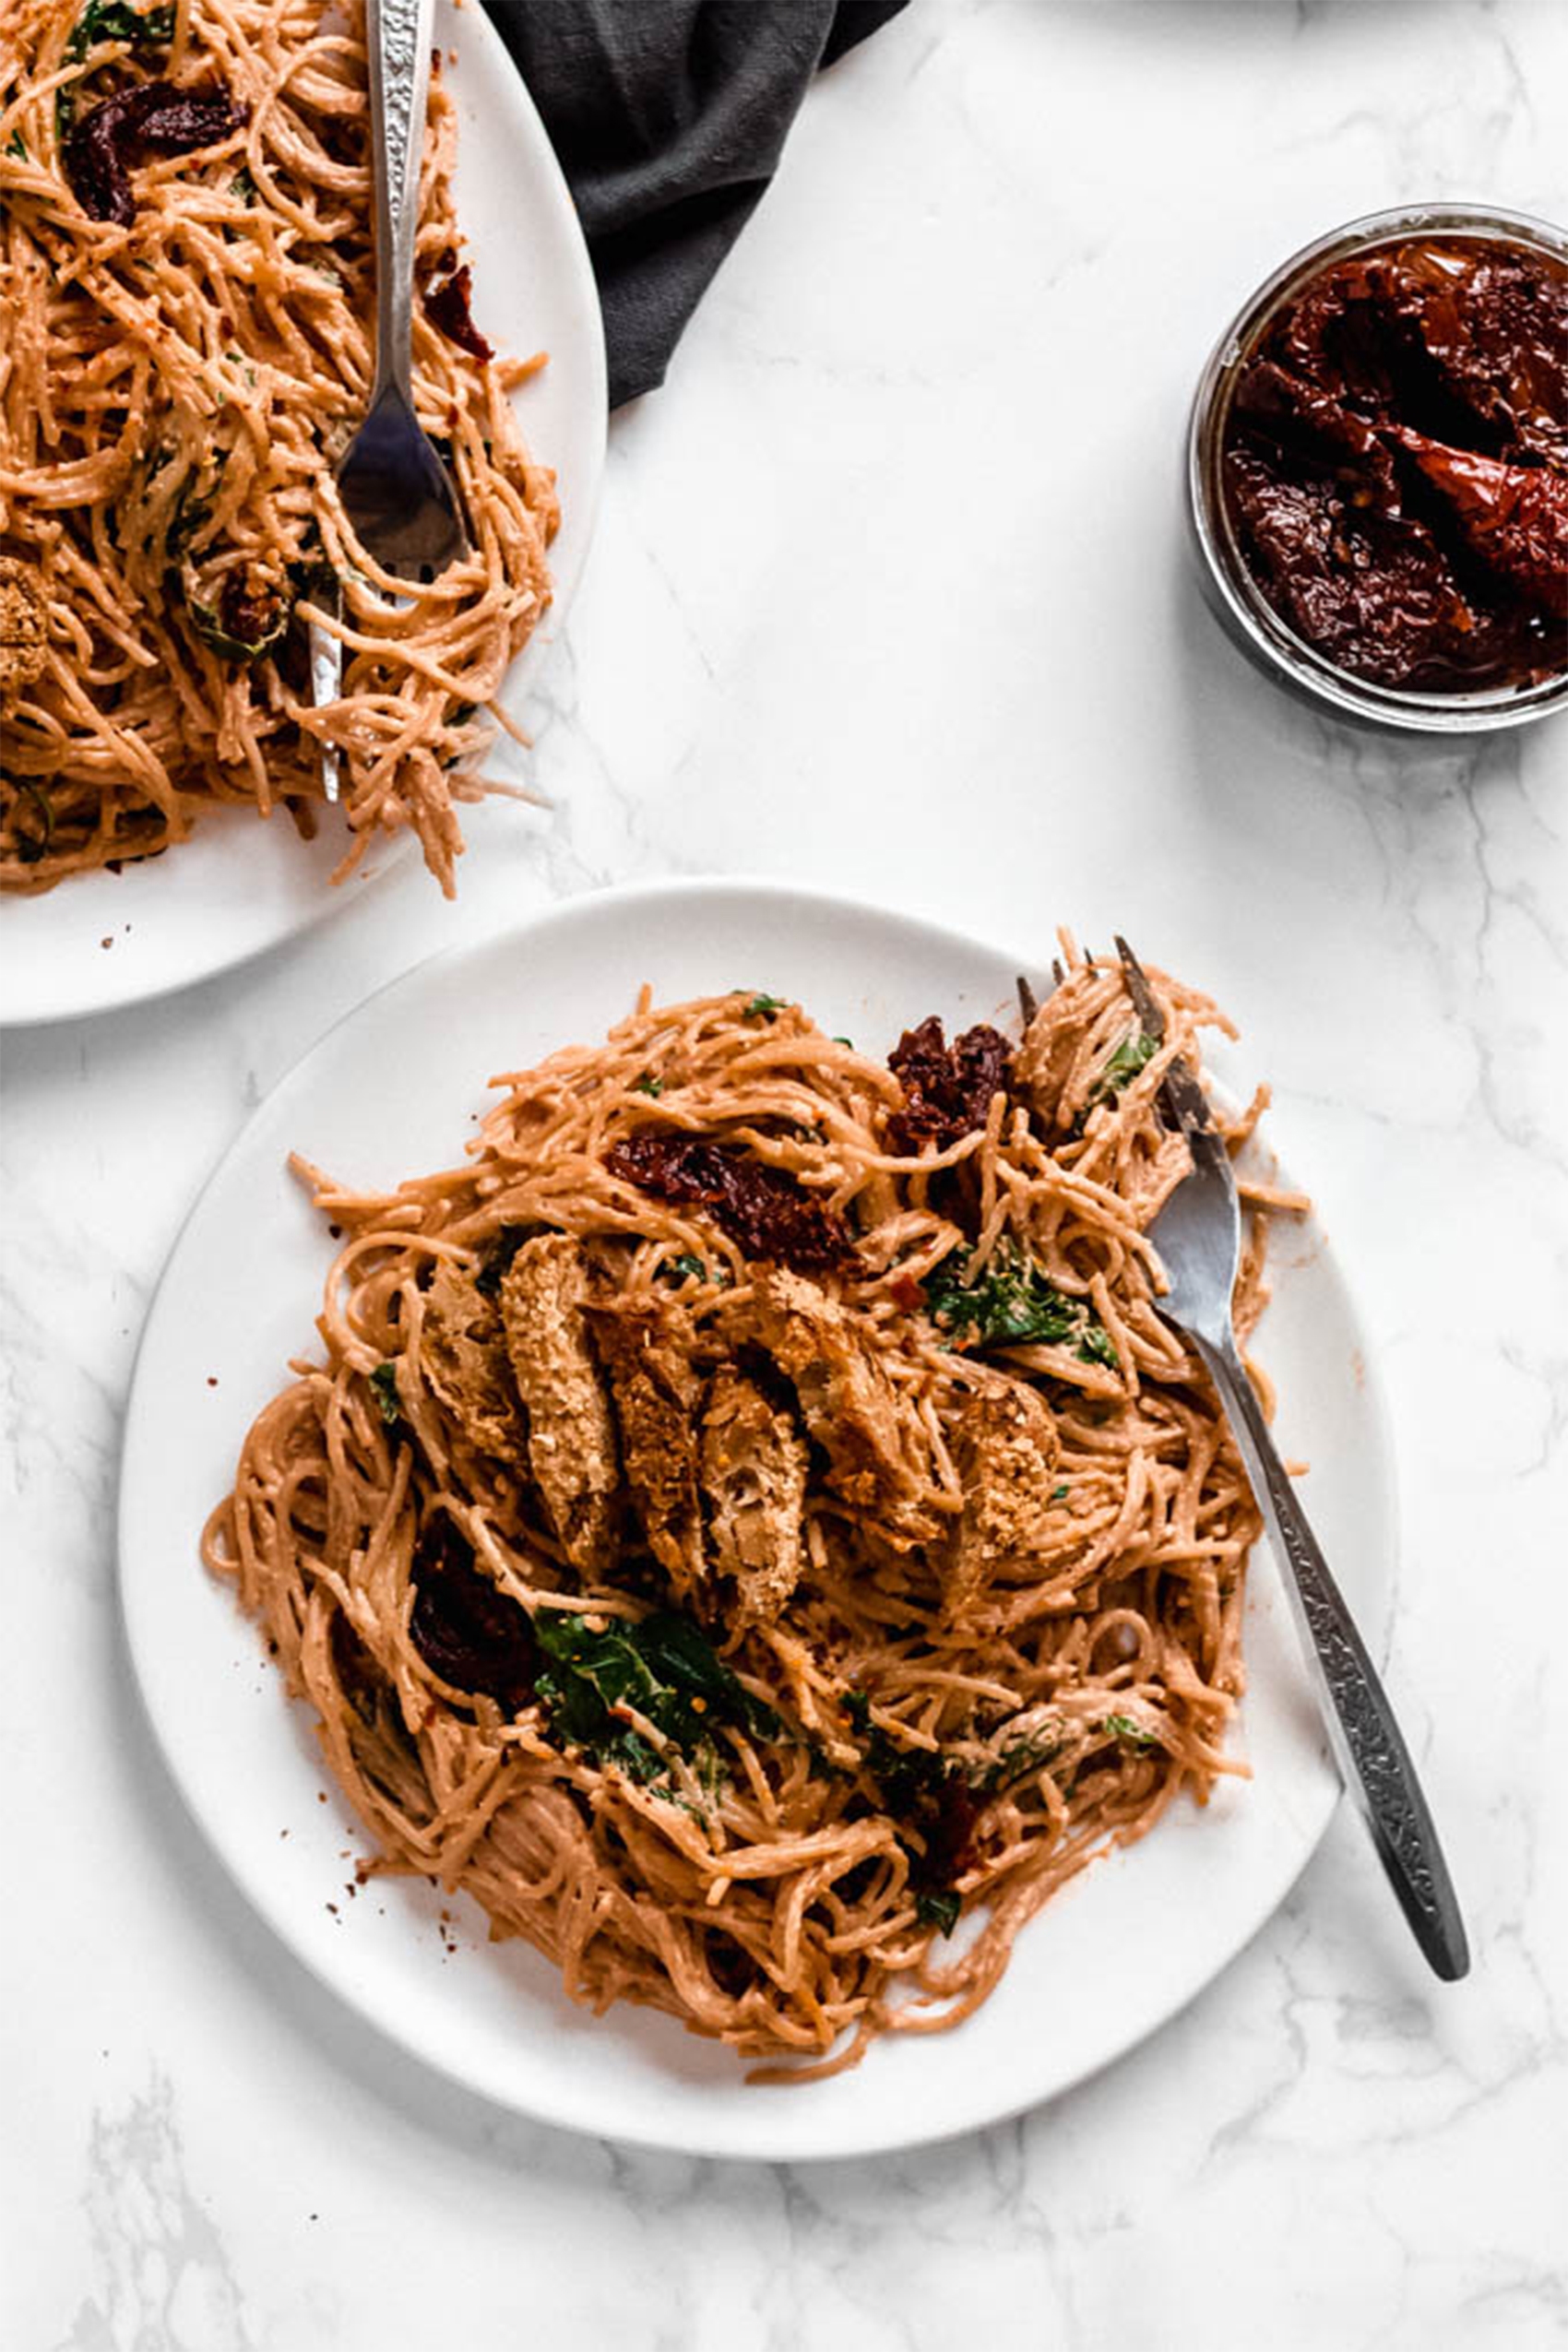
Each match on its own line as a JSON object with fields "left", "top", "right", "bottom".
{"left": 944, "top": 1382, "right": 1061, "bottom": 1617}
{"left": 700, "top": 1368, "right": 808, "bottom": 1623}
{"left": 420, "top": 1258, "right": 528, "bottom": 1466}
{"left": 500, "top": 1237, "right": 619, "bottom": 1573}
{"left": 591, "top": 1302, "right": 705, "bottom": 1595}
{"left": 745, "top": 1266, "right": 941, "bottom": 1548}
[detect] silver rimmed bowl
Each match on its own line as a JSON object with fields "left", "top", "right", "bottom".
{"left": 1187, "top": 201, "right": 1568, "bottom": 735}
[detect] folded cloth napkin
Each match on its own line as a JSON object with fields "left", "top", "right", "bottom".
{"left": 484, "top": 0, "right": 909, "bottom": 408}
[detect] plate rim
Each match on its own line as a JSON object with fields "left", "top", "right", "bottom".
{"left": 116, "top": 874, "right": 1399, "bottom": 2160}
{"left": 0, "top": 0, "right": 607, "bottom": 1029}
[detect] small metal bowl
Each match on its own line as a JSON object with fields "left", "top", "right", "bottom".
{"left": 1187, "top": 201, "right": 1568, "bottom": 734}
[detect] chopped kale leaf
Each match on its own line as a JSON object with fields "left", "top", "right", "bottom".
{"left": 1101, "top": 1713, "right": 1159, "bottom": 1749}
{"left": 600, "top": 1728, "right": 664, "bottom": 1784}
{"left": 368, "top": 1361, "right": 402, "bottom": 1427}
{"left": 923, "top": 1242, "right": 1117, "bottom": 1368}
{"left": 656, "top": 1252, "right": 708, "bottom": 1288}
{"left": 535, "top": 1609, "right": 781, "bottom": 1769}
{"left": 1089, "top": 1026, "right": 1158, "bottom": 1108}
{"left": 974, "top": 1732, "right": 1064, "bottom": 1792}
{"left": 915, "top": 1887, "right": 961, "bottom": 1936}
{"left": 164, "top": 464, "right": 219, "bottom": 560}
{"left": 67, "top": 2, "right": 175, "bottom": 62}
{"left": 844, "top": 1691, "right": 977, "bottom": 1918}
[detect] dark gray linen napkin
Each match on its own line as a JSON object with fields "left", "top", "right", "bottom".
{"left": 485, "top": 0, "right": 909, "bottom": 408}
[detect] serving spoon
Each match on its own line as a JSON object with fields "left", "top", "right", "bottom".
{"left": 309, "top": 0, "right": 469, "bottom": 799}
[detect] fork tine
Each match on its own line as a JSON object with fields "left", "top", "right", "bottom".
{"left": 1115, "top": 935, "right": 1220, "bottom": 1141}
{"left": 1160, "top": 1054, "right": 1223, "bottom": 1140}
{"left": 1112, "top": 934, "right": 1165, "bottom": 1042}
{"left": 307, "top": 592, "right": 342, "bottom": 804}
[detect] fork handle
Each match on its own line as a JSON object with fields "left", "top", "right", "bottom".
{"left": 364, "top": 0, "right": 436, "bottom": 407}
{"left": 1193, "top": 1331, "right": 1469, "bottom": 1982}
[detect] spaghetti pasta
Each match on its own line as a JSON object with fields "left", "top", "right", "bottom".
{"left": 205, "top": 944, "right": 1290, "bottom": 2079}
{"left": 0, "top": 0, "right": 557, "bottom": 893}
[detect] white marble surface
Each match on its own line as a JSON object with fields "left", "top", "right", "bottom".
{"left": 5, "top": 0, "right": 1567, "bottom": 2342}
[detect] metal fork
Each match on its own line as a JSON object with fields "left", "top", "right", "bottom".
{"left": 308, "top": 0, "right": 469, "bottom": 801}
{"left": 1114, "top": 936, "right": 1468, "bottom": 1982}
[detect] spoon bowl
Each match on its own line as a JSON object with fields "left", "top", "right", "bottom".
{"left": 336, "top": 382, "right": 468, "bottom": 580}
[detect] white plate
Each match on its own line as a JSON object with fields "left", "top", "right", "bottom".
{"left": 0, "top": 0, "right": 606, "bottom": 1028}
{"left": 119, "top": 880, "right": 1395, "bottom": 2160}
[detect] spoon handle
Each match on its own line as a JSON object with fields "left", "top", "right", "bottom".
{"left": 364, "top": 0, "right": 436, "bottom": 406}
{"left": 1194, "top": 1329, "right": 1470, "bottom": 1982}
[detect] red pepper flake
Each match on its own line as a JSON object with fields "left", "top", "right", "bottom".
{"left": 422, "top": 247, "right": 492, "bottom": 363}
{"left": 66, "top": 79, "right": 248, "bottom": 228}
{"left": 606, "top": 1133, "right": 854, "bottom": 1274}
{"left": 886, "top": 1017, "right": 1013, "bottom": 1156}
{"left": 218, "top": 568, "right": 285, "bottom": 648}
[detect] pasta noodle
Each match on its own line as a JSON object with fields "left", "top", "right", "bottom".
{"left": 0, "top": 0, "right": 557, "bottom": 893}
{"left": 204, "top": 944, "right": 1290, "bottom": 2080}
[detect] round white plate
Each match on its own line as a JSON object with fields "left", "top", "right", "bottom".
{"left": 119, "top": 880, "right": 1395, "bottom": 2160}
{"left": 1, "top": 0, "right": 606, "bottom": 1028}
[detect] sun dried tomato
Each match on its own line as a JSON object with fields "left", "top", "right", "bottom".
{"left": 1394, "top": 430, "right": 1568, "bottom": 618}
{"left": 67, "top": 80, "right": 247, "bottom": 227}
{"left": 409, "top": 1516, "right": 536, "bottom": 1713}
{"left": 605, "top": 1134, "right": 854, "bottom": 1274}
{"left": 923, "top": 1775, "right": 980, "bottom": 1883}
{"left": 423, "top": 249, "right": 492, "bottom": 363}
{"left": 218, "top": 569, "right": 285, "bottom": 647}
{"left": 885, "top": 1017, "right": 1013, "bottom": 1156}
